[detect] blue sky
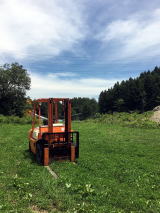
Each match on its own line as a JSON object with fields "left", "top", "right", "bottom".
{"left": 0, "top": 0, "right": 160, "bottom": 99}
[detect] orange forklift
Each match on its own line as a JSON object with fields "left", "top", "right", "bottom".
{"left": 28, "top": 98, "right": 79, "bottom": 165}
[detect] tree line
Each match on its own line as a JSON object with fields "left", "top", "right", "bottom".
{"left": 72, "top": 97, "right": 98, "bottom": 120}
{"left": 40, "top": 97, "right": 98, "bottom": 120}
{"left": 0, "top": 63, "right": 98, "bottom": 119}
{"left": 1, "top": 63, "right": 160, "bottom": 118}
{"left": 98, "top": 66, "right": 160, "bottom": 113}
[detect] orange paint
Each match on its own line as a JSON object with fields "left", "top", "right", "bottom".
{"left": 71, "top": 145, "right": 76, "bottom": 162}
{"left": 44, "top": 147, "right": 49, "bottom": 166}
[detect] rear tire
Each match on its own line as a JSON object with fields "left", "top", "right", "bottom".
{"left": 29, "top": 142, "right": 31, "bottom": 152}
{"left": 36, "top": 142, "right": 44, "bottom": 165}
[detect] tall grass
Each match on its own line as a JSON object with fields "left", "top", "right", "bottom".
{"left": 0, "top": 111, "right": 159, "bottom": 128}
{"left": 92, "top": 111, "right": 160, "bottom": 128}
{"left": 0, "top": 115, "right": 32, "bottom": 124}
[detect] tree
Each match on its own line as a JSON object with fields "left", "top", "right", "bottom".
{"left": 114, "top": 98, "right": 125, "bottom": 112}
{"left": 0, "top": 63, "right": 31, "bottom": 116}
{"left": 98, "top": 91, "right": 105, "bottom": 113}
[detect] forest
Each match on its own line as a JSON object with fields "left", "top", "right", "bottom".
{"left": 98, "top": 66, "right": 160, "bottom": 113}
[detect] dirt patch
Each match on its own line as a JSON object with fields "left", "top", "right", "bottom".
{"left": 150, "top": 110, "right": 160, "bottom": 123}
{"left": 45, "top": 166, "right": 58, "bottom": 179}
{"left": 30, "top": 205, "right": 48, "bottom": 213}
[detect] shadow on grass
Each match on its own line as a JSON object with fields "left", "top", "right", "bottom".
{"left": 23, "top": 149, "right": 37, "bottom": 164}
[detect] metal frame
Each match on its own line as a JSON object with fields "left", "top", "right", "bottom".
{"left": 32, "top": 98, "right": 71, "bottom": 135}
{"left": 29, "top": 98, "right": 79, "bottom": 165}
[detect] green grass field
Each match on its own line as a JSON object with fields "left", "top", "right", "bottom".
{"left": 0, "top": 119, "right": 160, "bottom": 212}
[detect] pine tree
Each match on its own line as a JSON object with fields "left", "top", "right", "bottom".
{"left": 98, "top": 66, "right": 160, "bottom": 113}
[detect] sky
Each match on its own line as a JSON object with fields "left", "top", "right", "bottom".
{"left": 0, "top": 0, "right": 160, "bottom": 99}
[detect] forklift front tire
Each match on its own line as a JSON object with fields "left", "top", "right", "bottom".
{"left": 36, "top": 142, "right": 44, "bottom": 165}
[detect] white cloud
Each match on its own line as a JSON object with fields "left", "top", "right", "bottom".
{"left": 0, "top": 0, "right": 86, "bottom": 60}
{"left": 27, "top": 72, "right": 119, "bottom": 99}
{"left": 100, "top": 20, "right": 138, "bottom": 41}
{"left": 48, "top": 72, "right": 77, "bottom": 78}
{"left": 98, "top": 8, "right": 160, "bottom": 60}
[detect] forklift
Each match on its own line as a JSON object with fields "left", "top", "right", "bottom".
{"left": 28, "top": 98, "right": 79, "bottom": 165}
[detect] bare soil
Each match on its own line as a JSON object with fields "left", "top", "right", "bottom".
{"left": 30, "top": 206, "right": 48, "bottom": 213}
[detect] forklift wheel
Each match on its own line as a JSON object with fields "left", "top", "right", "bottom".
{"left": 29, "top": 142, "right": 31, "bottom": 152}
{"left": 75, "top": 144, "right": 79, "bottom": 158}
{"left": 36, "top": 142, "right": 44, "bottom": 165}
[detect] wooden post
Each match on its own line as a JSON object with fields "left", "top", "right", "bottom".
{"left": 44, "top": 147, "right": 49, "bottom": 166}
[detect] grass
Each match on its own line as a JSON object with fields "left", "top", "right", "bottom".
{"left": 0, "top": 115, "right": 160, "bottom": 212}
